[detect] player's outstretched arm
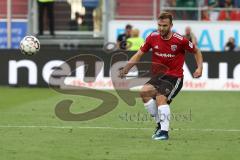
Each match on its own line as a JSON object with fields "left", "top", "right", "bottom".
{"left": 193, "top": 47, "right": 203, "bottom": 78}
{"left": 119, "top": 49, "right": 145, "bottom": 78}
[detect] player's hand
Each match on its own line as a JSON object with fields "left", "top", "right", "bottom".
{"left": 118, "top": 67, "right": 128, "bottom": 79}
{"left": 193, "top": 67, "right": 202, "bottom": 78}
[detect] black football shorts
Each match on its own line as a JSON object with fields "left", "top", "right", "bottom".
{"left": 146, "top": 74, "right": 183, "bottom": 104}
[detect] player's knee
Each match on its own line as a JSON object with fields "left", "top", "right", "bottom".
{"left": 140, "top": 85, "right": 153, "bottom": 98}
{"left": 156, "top": 94, "right": 168, "bottom": 106}
{"left": 140, "top": 89, "right": 148, "bottom": 102}
{"left": 140, "top": 85, "right": 156, "bottom": 103}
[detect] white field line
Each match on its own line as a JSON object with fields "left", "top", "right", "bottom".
{"left": 0, "top": 125, "right": 240, "bottom": 132}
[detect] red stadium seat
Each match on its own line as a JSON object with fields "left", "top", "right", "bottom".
{"left": 115, "top": 0, "right": 160, "bottom": 20}
{"left": 218, "top": 10, "right": 240, "bottom": 21}
{"left": 230, "top": 10, "right": 240, "bottom": 21}
{"left": 0, "top": 0, "right": 7, "bottom": 18}
{"left": 12, "top": 0, "right": 28, "bottom": 18}
{"left": 0, "top": 0, "right": 28, "bottom": 19}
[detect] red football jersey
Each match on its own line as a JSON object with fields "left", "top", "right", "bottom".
{"left": 140, "top": 32, "right": 196, "bottom": 78}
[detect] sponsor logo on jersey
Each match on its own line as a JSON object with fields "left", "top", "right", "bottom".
{"left": 154, "top": 52, "right": 175, "bottom": 58}
{"left": 171, "top": 45, "right": 177, "bottom": 51}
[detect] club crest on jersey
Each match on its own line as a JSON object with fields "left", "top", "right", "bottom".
{"left": 171, "top": 45, "right": 177, "bottom": 51}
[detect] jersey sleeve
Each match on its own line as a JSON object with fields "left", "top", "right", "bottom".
{"left": 182, "top": 37, "right": 196, "bottom": 53}
{"left": 140, "top": 35, "right": 152, "bottom": 53}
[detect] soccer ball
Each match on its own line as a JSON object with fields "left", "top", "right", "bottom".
{"left": 20, "top": 36, "right": 40, "bottom": 55}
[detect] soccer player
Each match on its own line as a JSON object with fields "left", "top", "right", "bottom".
{"left": 119, "top": 12, "right": 203, "bottom": 140}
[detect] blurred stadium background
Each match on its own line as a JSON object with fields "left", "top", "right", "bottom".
{"left": 0, "top": 0, "right": 240, "bottom": 160}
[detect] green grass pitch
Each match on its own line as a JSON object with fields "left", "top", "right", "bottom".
{"left": 0, "top": 86, "right": 240, "bottom": 160}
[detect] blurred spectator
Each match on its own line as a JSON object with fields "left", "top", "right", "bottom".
{"left": 162, "top": 0, "right": 177, "bottom": 18}
{"left": 69, "top": 12, "right": 85, "bottom": 31}
{"left": 82, "top": 0, "right": 99, "bottom": 31}
{"left": 224, "top": 37, "right": 236, "bottom": 51}
{"left": 176, "top": 0, "right": 197, "bottom": 20}
{"left": 207, "top": 0, "right": 219, "bottom": 20}
{"left": 126, "top": 29, "right": 144, "bottom": 51}
{"left": 93, "top": 0, "right": 103, "bottom": 34}
{"left": 117, "top": 24, "right": 132, "bottom": 50}
{"left": 201, "top": 9, "right": 210, "bottom": 21}
{"left": 163, "top": 0, "right": 176, "bottom": 7}
{"left": 218, "top": 0, "right": 227, "bottom": 7}
{"left": 208, "top": 0, "right": 219, "bottom": 9}
{"left": 217, "top": 0, "right": 240, "bottom": 21}
{"left": 233, "top": 0, "right": 240, "bottom": 7}
{"left": 198, "top": 0, "right": 206, "bottom": 7}
{"left": 220, "top": 0, "right": 234, "bottom": 7}
{"left": 38, "top": 0, "right": 55, "bottom": 36}
{"left": 184, "top": 26, "right": 197, "bottom": 46}
{"left": 67, "top": 0, "right": 85, "bottom": 20}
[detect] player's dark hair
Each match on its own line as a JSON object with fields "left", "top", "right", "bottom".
{"left": 158, "top": 12, "right": 173, "bottom": 24}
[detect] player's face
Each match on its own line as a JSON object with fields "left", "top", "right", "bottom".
{"left": 157, "top": 18, "right": 172, "bottom": 37}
